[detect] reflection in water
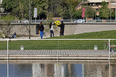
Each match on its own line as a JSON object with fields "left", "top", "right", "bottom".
{"left": 0, "top": 64, "right": 7, "bottom": 77}
{"left": 72, "top": 64, "right": 82, "bottom": 77}
{"left": 10, "top": 64, "right": 32, "bottom": 77}
{"left": 32, "top": 64, "right": 46, "bottom": 77}
{"left": 84, "top": 64, "right": 108, "bottom": 77}
{"left": 54, "top": 64, "right": 65, "bottom": 77}
{"left": 0, "top": 63, "right": 114, "bottom": 77}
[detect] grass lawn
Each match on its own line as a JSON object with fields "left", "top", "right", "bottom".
{"left": 49, "top": 30, "right": 116, "bottom": 39}
{"left": 0, "top": 30, "right": 116, "bottom": 50}
{"left": 0, "top": 40, "right": 105, "bottom": 50}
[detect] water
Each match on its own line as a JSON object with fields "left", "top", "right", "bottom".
{"left": 0, "top": 62, "right": 115, "bottom": 77}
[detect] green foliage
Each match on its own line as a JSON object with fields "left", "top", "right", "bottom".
{"left": 65, "top": 0, "right": 80, "bottom": 20}
{"left": 2, "top": 0, "right": 28, "bottom": 19}
{"left": 0, "top": 40, "right": 104, "bottom": 50}
{"left": 47, "top": 0, "right": 65, "bottom": 18}
{"left": 2, "top": 0, "right": 48, "bottom": 19}
{"left": 0, "top": 41, "right": 7, "bottom": 50}
{"left": 0, "top": 15, "right": 16, "bottom": 20}
{"left": 31, "top": 0, "right": 48, "bottom": 19}
{"left": 2, "top": 0, "right": 82, "bottom": 19}
{"left": 85, "top": 7, "right": 96, "bottom": 18}
{"left": 47, "top": 12, "right": 53, "bottom": 20}
{"left": 61, "top": 10, "right": 70, "bottom": 19}
{"left": 101, "top": 1, "right": 108, "bottom": 7}
{"left": 111, "top": 9, "right": 115, "bottom": 18}
{"left": 2, "top": 0, "right": 15, "bottom": 11}
{"left": 73, "top": 9, "right": 82, "bottom": 19}
{"left": 0, "top": 21, "right": 13, "bottom": 36}
{"left": 99, "top": 1, "right": 110, "bottom": 19}
{"left": 99, "top": 8, "right": 110, "bottom": 19}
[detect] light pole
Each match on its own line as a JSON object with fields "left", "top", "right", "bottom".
{"left": 29, "top": 0, "right": 31, "bottom": 39}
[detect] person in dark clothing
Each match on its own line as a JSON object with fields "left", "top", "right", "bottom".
{"left": 13, "top": 32, "right": 16, "bottom": 38}
{"left": 49, "top": 22, "right": 54, "bottom": 37}
{"left": 58, "top": 21, "right": 65, "bottom": 36}
{"left": 39, "top": 22, "right": 44, "bottom": 39}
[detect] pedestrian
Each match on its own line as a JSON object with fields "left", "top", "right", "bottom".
{"left": 58, "top": 20, "right": 65, "bottom": 36}
{"left": 39, "top": 21, "right": 44, "bottom": 39}
{"left": 13, "top": 32, "right": 16, "bottom": 38}
{"left": 49, "top": 22, "right": 54, "bottom": 37}
{"left": 1, "top": 32, "right": 5, "bottom": 39}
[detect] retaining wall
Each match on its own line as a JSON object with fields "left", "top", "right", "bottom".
{"left": 0, "top": 23, "right": 116, "bottom": 36}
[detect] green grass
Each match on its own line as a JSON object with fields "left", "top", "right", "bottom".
{"left": 0, "top": 40, "right": 105, "bottom": 50}
{"left": 49, "top": 30, "right": 116, "bottom": 39}
{"left": 0, "top": 41, "right": 7, "bottom": 50}
{"left": 1, "top": 30, "right": 116, "bottom": 50}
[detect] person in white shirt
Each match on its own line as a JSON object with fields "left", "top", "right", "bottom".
{"left": 49, "top": 22, "right": 54, "bottom": 37}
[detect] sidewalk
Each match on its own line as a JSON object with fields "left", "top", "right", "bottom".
{"left": 0, "top": 50, "right": 116, "bottom": 61}
{"left": 0, "top": 35, "right": 50, "bottom": 40}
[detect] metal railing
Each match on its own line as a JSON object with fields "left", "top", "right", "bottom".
{"left": 0, "top": 19, "right": 116, "bottom": 25}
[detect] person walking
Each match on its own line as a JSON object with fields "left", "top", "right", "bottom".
{"left": 39, "top": 22, "right": 44, "bottom": 39}
{"left": 49, "top": 22, "right": 54, "bottom": 37}
{"left": 1, "top": 32, "right": 5, "bottom": 39}
{"left": 59, "top": 21, "right": 65, "bottom": 36}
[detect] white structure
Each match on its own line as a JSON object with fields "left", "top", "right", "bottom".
{"left": 0, "top": 0, "right": 2, "bottom": 4}
{"left": 0, "top": 0, "right": 4, "bottom": 13}
{"left": 32, "top": 64, "right": 46, "bottom": 77}
{"left": 54, "top": 64, "right": 66, "bottom": 77}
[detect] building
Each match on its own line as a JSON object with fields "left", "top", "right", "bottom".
{"left": 76, "top": 0, "right": 116, "bottom": 21}
{"left": 109, "top": 0, "right": 116, "bottom": 9}
{"left": 83, "top": 0, "right": 116, "bottom": 9}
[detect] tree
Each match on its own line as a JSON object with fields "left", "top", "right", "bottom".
{"left": 99, "top": 1, "right": 110, "bottom": 19}
{"left": 31, "top": 0, "right": 48, "bottom": 19}
{"left": 73, "top": 9, "right": 82, "bottom": 19}
{"left": 47, "top": 0, "right": 81, "bottom": 19}
{"left": 0, "top": 21, "right": 13, "bottom": 37}
{"left": 47, "top": 0, "right": 65, "bottom": 18}
{"left": 2, "top": 0, "right": 48, "bottom": 20}
{"left": 2, "top": 0, "right": 29, "bottom": 19}
{"left": 85, "top": 7, "right": 96, "bottom": 18}
{"left": 65, "top": 0, "right": 80, "bottom": 21}
{"left": 0, "top": 14, "right": 15, "bottom": 37}
{"left": 2, "top": 0, "right": 81, "bottom": 20}
{"left": 110, "top": 9, "right": 115, "bottom": 19}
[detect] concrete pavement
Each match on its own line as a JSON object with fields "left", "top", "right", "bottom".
{"left": 0, "top": 50, "right": 116, "bottom": 61}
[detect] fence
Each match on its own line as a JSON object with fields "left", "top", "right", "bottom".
{"left": 0, "top": 39, "right": 116, "bottom": 77}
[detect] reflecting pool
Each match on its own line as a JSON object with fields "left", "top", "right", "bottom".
{"left": 0, "top": 62, "right": 115, "bottom": 77}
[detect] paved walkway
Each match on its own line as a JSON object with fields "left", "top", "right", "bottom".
{"left": 0, "top": 36, "right": 45, "bottom": 40}
{"left": 0, "top": 50, "right": 116, "bottom": 61}
{"left": 0, "top": 50, "right": 110, "bottom": 55}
